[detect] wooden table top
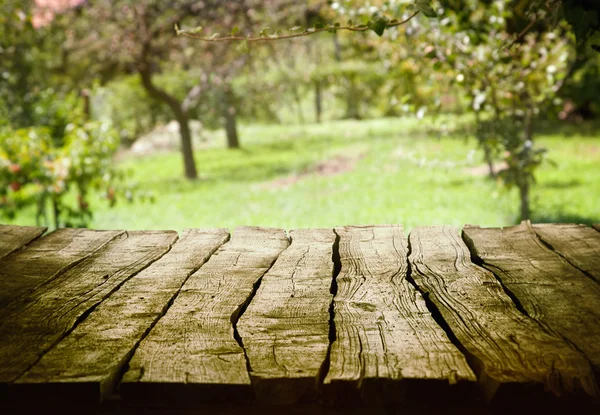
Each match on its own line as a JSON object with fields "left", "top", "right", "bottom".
{"left": 0, "top": 222, "right": 599, "bottom": 414}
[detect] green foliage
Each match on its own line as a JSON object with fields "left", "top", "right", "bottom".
{"left": 0, "top": 92, "right": 134, "bottom": 228}
{"left": 0, "top": 1, "right": 66, "bottom": 128}
{"left": 559, "top": 0, "right": 600, "bottom": 51}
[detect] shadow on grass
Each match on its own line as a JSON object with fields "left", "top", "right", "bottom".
{"left": 424, "top": 118, "right": 600, "bottom": 140}
{"left": 534, "top": 119, "right": 600, "bottom": 137}
{"left": 445, "top": 178, "right": 478, "bottom": 187}
{"left": 539, "top": 179, "right": 583, "bottom": 189}
{"left": 143, "top": 161, "right": 309, "bottom": 194}
{"left": 530, "top": 211, "right": 598, "bottom": 225}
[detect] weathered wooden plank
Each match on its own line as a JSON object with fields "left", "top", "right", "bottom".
{"left": 10, "top": 229, "right": 229, "bottom": 405}
{"left": 532, "top": 224, "right": 600, "bottom": 285}
{"left": 409, "top": 226, "right": 596, "bottom": 401}
{"left": 120, "top": 226, "right": 289, "bottom": 404}
{"left": 324, "top": 225, "right": 476, "bottom": 405}
{"left": 0, "top": 228, "right": 122, "bottom": 309}
{"left": 0, "top": 230, "right": 177, "bottom": 391}
{"left": 237, "top": 228, "right": 335, "bottom": 405}
{"left": 463, "top": 222, "right": 600, "bottom": 380}
{"left": 0, "top": 224, "right": 46, "bottom": 259}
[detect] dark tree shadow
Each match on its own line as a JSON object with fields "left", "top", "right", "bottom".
{"left": 530, "top": 211, "right": 598, "bottom": 225}
{"left": 538, "top": 179, "right": 583, "bottom": 189}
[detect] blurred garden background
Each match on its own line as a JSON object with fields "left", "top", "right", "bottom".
{"left": 1, "top": 0, "right": 599, "bottom": 231}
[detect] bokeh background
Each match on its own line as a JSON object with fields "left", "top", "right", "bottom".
{"left": 1, "top": 0, "right": 599, "bottom": 231}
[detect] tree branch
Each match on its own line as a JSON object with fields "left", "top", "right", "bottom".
{"left": 176, "top": 12, "right": 420, "bottom": 43}
{"left": 137, "top": 42, "right": 182, "bottom": 114}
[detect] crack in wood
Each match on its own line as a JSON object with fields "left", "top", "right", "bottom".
{"left": 461, "top": 230, "right": 532, "bottom": 319}
{"left": 111, "top": 231, "right": 232, "bottom": 392}
{"left": 230, "top": 232, "right": 288, "bottom": 378}
{"left": 404, "top": 234, "right": 471, "bottom": 373}
{"left": 317, "top": 230, "right": 341, "bottom": 388}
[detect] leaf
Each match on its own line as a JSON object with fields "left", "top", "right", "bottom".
{"left": 174, "top": 23, "right": 181, "bottom": 35}
{"left": 231, "top": 26, "right": 239, "bottom": 36}
{"left": 347, "top": 19, "right": 354, "bottom": 26}
{"left": 289, "top": 26, "right": 303, "bottom": 32}
{"left": 209, "top": 33, "right": 220, "bottom": 40}
{"left": 188, "top": 26, "right": 203, "bottom": 34}
{"left": 315, "top": 22, "right": 325, "bottom": 29}
{"left": 368, "top": 15, "right": 388, "bottom": 36}
{"left": 415, "top": 0, "right": 437, "bottom": 18}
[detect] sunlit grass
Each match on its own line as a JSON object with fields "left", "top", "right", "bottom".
{"left": 7, "top": 117, "right": 600, "bottom": 232}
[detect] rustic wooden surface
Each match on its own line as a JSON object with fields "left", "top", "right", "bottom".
{"left": 11, "top": 229, "right": 229, "bottom": 405}
{"left": 533, "top": 223, "right": 600, "bottom": 284}
{"left": 324, "top": 225, "right": 476, "bottom": 405}
{"left": 0, "top": 224, "right": 46, "bottom": 259}
{"left": 409, "top": 226, "right": 595, "bottom": 402}
{"left": 237, "top": 228, "right": 335, "bottom": 404}
{"left": 0, "top": 228, "right": 122, "bottom": 310}
{"left": 120, "top": 226, "right": 289, "bottom": 405}
{"left": 0, "top": 223, "right": 599, "bottom": 413}
{"left": 463, "top": 222, "right": 600, "bottom": 389}
{"left": 0, "top": 231, "right": 176, "bottom": 391}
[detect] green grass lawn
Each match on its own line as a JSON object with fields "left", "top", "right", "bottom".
{"left": 7, "top": 117, "right": 600, "bottom": 231}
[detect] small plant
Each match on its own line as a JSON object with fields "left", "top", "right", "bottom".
{"left": 0, "top": 92, "right": 137, "bottom": 228}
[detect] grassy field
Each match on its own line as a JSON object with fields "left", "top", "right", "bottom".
{"left": 7, "top": 117, "right": 600, "bottom": 231}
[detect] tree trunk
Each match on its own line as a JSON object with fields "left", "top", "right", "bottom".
{"left": 518, "top": 179, "right": 530, "bottom": 221}
{"left": 139, "top": 63, "right": 198, "bottom": 180}
{"left": 291, "top": 86, "right": 305, "bottom": 124}
{"left": 52, "top": 197, "right": 60, "bottom": 229}
{"left": 222, "top": 86, "right": 240, "bottom": 149}
{"left": 474, "top": 112, "right": 496, "bottom": 179}
{"left": 315, "top": 80, "right": 322, "bottom": 123}
{"left": 174, "top": 110, "right": 198, "bottom": 179}
{"left": 482, "top": 143, "right": 496, "bottom": 179}
{"left": 519, "top": 106, "right": 535, "bottom": 221}
{"left": 345, "top": 78, "right": 360, "bottom": 119}
{"left": 333, "top": 31, "right": 341, "bottom": 62}
{"left": 81, "top": 89, "right": 91, "bottom": 119}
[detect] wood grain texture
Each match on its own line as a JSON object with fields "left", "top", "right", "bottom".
{"left": 324, "top": 225, "right": 476, "bottom": 405}
{"left": 533, "top": 223, "right": 600, "bottom": 284}
{"left": 409, "top": 226, "right": 596, "bottom": 401}
{"left": 11, "top": 229, "right": 229, "bottom": 405}
{"left": 463, "top": 222, "right": 600, "bottom": 383}
{"left": 0, "top": 224, "right": 46, "bottom": 259}
{"left": 120, "top": 226, "right": 289, "bottom": 405}
{"left": 237, "top": 228, "right": 335, "bottom": 405}
{"left": 0, "top": 231, "right": 176, "bottom": 390}
{"left": 0, "top": 228, "right": 122, "bottom": 309}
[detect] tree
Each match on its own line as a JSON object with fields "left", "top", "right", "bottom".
{"left": 407, "top": 2, "right": 572, "bottom": 220}
{"left": 65, "top": 1, "right": 258, "bottom": 179}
